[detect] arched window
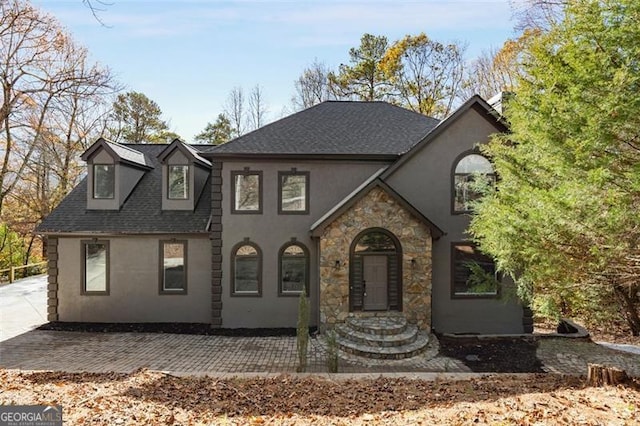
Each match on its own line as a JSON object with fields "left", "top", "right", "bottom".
{"left": 278, "top": 241, "right": 309, "bottom": 296}
{"left": 453, "top": 152, "right": 496, "bottom": 213}
{"left": 231, "top": 240, "right": 262, "bottom": 296}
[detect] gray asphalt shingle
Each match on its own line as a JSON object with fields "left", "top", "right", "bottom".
{"left": 36, "top": 144, "right": 210, "bottom": 234}
{"left": 205, "top": 101, "right": 439, "bottom": 156}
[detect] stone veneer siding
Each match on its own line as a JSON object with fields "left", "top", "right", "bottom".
{"left": 319, "top": 187, "right": 432, "bottom": 330}
{"left": 210, "top": 161, "right": 223, "bottom": 327}
{"left": 47, "top": 236, "right": 59, "bottom": 321}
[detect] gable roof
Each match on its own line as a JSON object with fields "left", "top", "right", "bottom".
{"left": 37, "top": 144, "right": 211, "bottom": 235}
{"left": 382, "top": 95, "right": 508, "bottom": 179}
{"left": 80, "top": 137, "right": 154, "bottom": 170}
{"left": 157, "top": 138, "right": 211, "bottom": 168}
{"left": 203, "top": 101, "right": 439, "bottom": 158}
{"left": 310, "top": 172, "right": 444, "bottom": 239}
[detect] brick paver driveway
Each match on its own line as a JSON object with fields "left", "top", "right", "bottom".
{"left": 1, "top": 276, "right": 639, "bottom": 376}
{"left": 1, "top": 329, "right": 639, "bottom": 377}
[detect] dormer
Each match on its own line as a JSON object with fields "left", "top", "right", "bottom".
{"left": 81, "top": 138, "right": 153, "bottom": 210}
{"left": 157, "top": 139, "right": 211, "bottom": 211}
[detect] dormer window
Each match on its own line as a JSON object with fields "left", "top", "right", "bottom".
{"left": 93, "top": 164, "right": 115, "bottom": 199}
{"left": 168, "top": 165, "right": 189, "bottom": 200}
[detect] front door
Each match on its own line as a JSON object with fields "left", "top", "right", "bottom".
{"left": 363, "top": 255, "right": 387, "bottom": 310}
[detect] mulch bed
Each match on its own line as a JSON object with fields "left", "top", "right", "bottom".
{"left": 38, "top": 321, "right": 303, "bottom": 336}
{"left": 39, "top": 322, "right": 548, "bottom": 373}
{"left": 436, "top": 335, "right": 544, "bottom": 373}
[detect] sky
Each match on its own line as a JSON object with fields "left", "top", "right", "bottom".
{"left": 32, "top": 0, "right": 521, "bottom": 142}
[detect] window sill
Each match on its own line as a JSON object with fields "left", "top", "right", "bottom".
{"left": 159, "top": 290, "right": 188, "bottom": 295}
{"left": 81, "top": 291, "right": 109, "bottom": 296}
{"left": 231, "top": 292, "right": 262, "bottom": 297}
{"left": 451, "top": 293, "right": 500, "bottom": 300}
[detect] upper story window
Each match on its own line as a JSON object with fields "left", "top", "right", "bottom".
{"left": 231, "top": 170, "right": 262, "bottom": 214}
{"left": 451, "top": 242, "right": 499, "bottom": 298}
{"left": 160, "top": 240, "right": 187, "bottom": 294}
{"left": 453, "top": 153, "right": 495, "bottom": 213}
{"left": 231, "top": 240, "right": 262, "bottom": 296}
{"left": 93, "top": 164, "right": 115, "bottom": 199}
{"left": 279, "top": 241, "right": 309, "bottom": 296}
{"left": 278, "top": 170, "right": 309, "bottom": 214}
{"left": 82, "top": 240, "right": 109, "bottom": 295}
{"left": 168, "top": 165, "right": 189, "bottom": 200}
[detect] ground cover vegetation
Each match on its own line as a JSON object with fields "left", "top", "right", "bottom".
{"left": 1, "top": 369, "right": 638, "bottom": 425}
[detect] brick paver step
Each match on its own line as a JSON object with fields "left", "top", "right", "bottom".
{"left": 335, "top": 323, "right": 419, "bottom": 348}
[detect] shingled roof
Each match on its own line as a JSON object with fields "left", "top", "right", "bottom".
{"left": 37, "top": 144, "right": 210, "bottom": 234}
{"left": 204, "top": 101, "right": 439, "bottom": 157}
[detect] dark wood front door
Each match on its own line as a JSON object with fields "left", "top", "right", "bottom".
{"left": 363, "top": 255, "right": 387, "bottom": 310}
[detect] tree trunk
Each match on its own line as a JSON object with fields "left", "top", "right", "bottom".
{"left": 587, "top": 363, "right": 628, "bottom": 386}
{"left": 613, "top": 284, "right": 640, "bottom": 336}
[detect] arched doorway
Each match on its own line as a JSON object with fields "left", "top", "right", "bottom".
{"left": 349, "top": 228, "right": 402, "bottom": 311}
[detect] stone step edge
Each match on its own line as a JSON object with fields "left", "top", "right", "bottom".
{"left": 336, "top": 334, "right": 430, "bottom": 360}
{"left": 345, "top": 317, "right": 408, "bottom": 336}
{"left": 334, "top": 324, "right": 419, "bottom": 348}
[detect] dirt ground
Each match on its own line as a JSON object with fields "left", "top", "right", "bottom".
{"left": 1, "top": 369, "right": 638, "bottom": 425}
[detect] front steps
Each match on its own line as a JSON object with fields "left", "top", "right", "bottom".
{"left": 334, "top": 316, "right": 430, "bottom": 360}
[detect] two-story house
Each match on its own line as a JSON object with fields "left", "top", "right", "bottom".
{"left": 37, "top": 95, "right": 531, "bottom": 356}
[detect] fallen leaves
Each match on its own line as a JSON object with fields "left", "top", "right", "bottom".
{"left": 0, "top": 369, "right": 638, "bottom": 425}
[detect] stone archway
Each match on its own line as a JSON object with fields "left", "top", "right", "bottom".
{"left": 318, "top": 186, "right": 433, "bottom": 330}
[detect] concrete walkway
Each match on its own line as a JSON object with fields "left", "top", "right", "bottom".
{"left": 1, "top": 276, "right": 639, "bottom": 377}
{"left": 0, "top": 275, "right": 47, "bottom": 341}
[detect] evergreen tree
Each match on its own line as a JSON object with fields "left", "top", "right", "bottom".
{"left": 471, "top": 0, "right": 640, "bottom": 334}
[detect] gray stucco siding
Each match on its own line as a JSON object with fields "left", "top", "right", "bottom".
{"left": 220, "top": 159, "right": 389, "bottom": 328}
{"left": 386, "top": 107, "right": 524, "bottom": 334}
{"left": 56, "top": 235, "right": 211, "bottom": 323}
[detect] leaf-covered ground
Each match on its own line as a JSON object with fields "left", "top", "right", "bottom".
{"left": 1, "top": 369, "right": 638, "bottom": 425}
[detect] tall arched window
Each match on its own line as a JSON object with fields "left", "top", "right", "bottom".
{"left": 231, "top": 240, "right": 262, "bottom": 296}
{"left": 453, "top": 152, "right": 496, "bottom": 213}
{"left": 278, "top": 241, "right": 309, "bottom": 296}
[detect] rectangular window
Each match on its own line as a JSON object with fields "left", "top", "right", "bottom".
{"left": 451, "top": 243, "right": 499, "bottom": 298}
{"left": 168, "top": 165, "right": 189, "bottom": 199}
{"left": 160, "top": 241, "right": 187, "bottom": 294}
{"left": 231, "top": 170, "right": 262, "bottom": 214}
{"left": 82, "top": 240, "right": 109, "bottom": 294}
{"left": 278, "top": 171, "right": 309, "bottom": 214}
{"left": 93, "top": 164, "right": 115, "bottom": 199}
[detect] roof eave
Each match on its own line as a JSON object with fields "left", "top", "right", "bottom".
{"left": 201, "top": 152, "right": 400, "bottom": 161}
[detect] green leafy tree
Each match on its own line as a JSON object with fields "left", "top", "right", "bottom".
{"left": 109, "top": 91, "right": 174, "bottom": 143}
{"left": 471, "top": 0, "right": 640, "bottom": 335}
{"left": 194, "top": 114, "right": 233, "bottom": 145}
{"left": 328, "top": 33, "right": 392, "bottom": 101}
